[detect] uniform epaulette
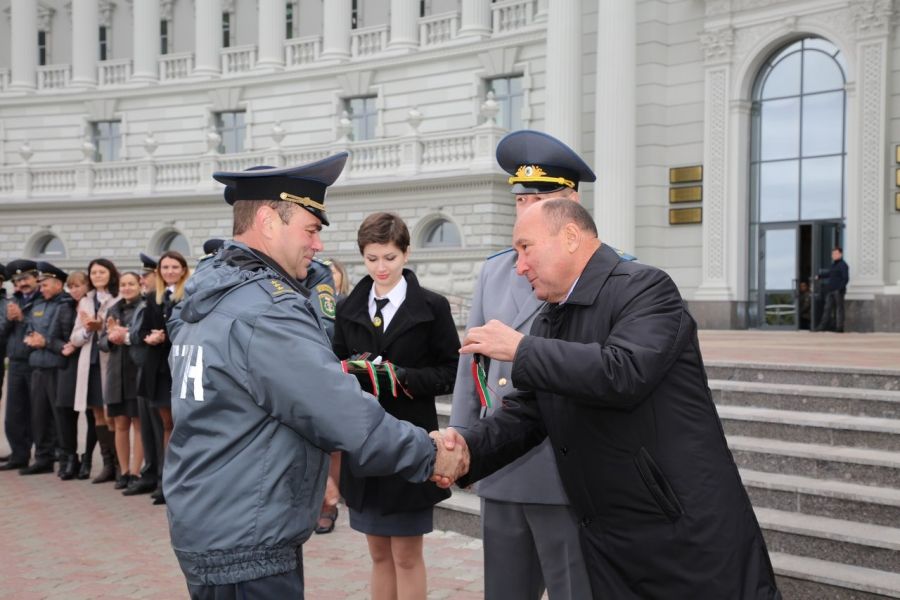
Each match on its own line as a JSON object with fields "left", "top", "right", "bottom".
{"left": 611, "top": 246, "right": 638, "bottom": 262}
{"left": 486, "top": 247, "right": 515, "bottom": 261}
{"left": 257, "top": 277, "right": 297, "bottom": 301}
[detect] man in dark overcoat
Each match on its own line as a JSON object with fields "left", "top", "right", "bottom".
{"left": 440, "top": 200, "right": 781, "bottom": 599}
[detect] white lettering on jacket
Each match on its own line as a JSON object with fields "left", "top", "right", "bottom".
{"left": 172, "top": 344, "right": 205, "bottom": 402}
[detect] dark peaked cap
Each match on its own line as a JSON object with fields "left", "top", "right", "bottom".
{"left": 36, "top": 261, "right": 68, "bottom": 281}
{"left": 496, "top": 129, "right": 596, "bottom": 194}
{"left": 139, "top": 252, "right": 158, "bottom": 272}
{"left": 213, "top": 153, "right": 348, "bottom": 226}
{"left": 6, "top": 259, "right": 38, "bottom": 279}
{"left": 203, "top": 238, "right": 225, "bottom": 255}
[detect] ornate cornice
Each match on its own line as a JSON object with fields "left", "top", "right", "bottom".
{"left": 850, "top": 0, "right": 894, "bottom": 37}
{"left": 700, "top": 26, "right": 735, "bottom": 62}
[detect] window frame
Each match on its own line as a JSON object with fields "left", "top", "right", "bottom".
{"left": 486, "top": 74, "right": 525, "bottom": 130}
{"left": 344, "top": 96, "right": 378, "bottom": 142}
{"left": 214, "top": 110, "right": 247, "bottom": 154}
{"left": 90, "top": 120, "right": 122, "bottom": 162}
{"left": 421, "top": 218, "right": 462, "bottom": 249}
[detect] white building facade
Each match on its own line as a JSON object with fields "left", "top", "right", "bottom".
{"left": 1, "top": 0, "right": 899, "bottom": 331}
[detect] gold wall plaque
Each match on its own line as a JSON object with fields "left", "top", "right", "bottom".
{"left": 669, "top": 186, "right": 702, "bottom": 203}
{"left": 895, "top": 145, "right": 900, "bottom": 164}
{"left": 669, "top": 207, "right": 702, "bottom": 225}
{"left": 669, "top": 166, "right": 703, "bottom": 184}
{"left": 896, "top": 168, "right": 900, "bottom": 187}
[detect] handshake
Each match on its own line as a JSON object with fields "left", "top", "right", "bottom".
{"left": 428, "top": 428, "right": 470, "bottom": 489}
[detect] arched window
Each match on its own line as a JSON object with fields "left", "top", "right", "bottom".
{"left": 33, "top": 234, "right": 66, "bottom": 259}
{"left": 157, "top": 231, "right": 191, "bottom": 257}
{"left": 421, "top": 218, "right": 461, "bottom": 248}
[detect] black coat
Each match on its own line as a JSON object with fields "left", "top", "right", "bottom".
{"left": 333, "top": 269, "right": 459, "bottom": 515}
{"left": 458, "top": 245, "right": 779, "bottom": 599}
{"left": 138, "top": 293, "right": 175, "bottom": 404}
{"left": 824, "top": 258, "right": 850, "bottom": 293}
{"left": 99, "top": 298, "right": 143, "bottom": 405}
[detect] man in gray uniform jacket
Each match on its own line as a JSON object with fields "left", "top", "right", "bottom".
{"left": 164, "top": 154, "right": 465, "bottom": 599}
{"left": 450, "top": 130, "right": 597, "bottom": 599}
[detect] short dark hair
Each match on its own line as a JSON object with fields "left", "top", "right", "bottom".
{"left": 86, "top": 258, "right": 121, "bottom": 296}
{"left": 357, "top": 212, "right": 410, "bottom": 254}
{"left": 232, "top": 199, "right": 299, "bottom": 236}
{"left": 540, "top": 199, "right": 598, "bottom": 237}
{"left": 834, "top": 246, "right": 843, "bottom": 253}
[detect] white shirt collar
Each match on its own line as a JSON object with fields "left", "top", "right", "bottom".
{"left": 369, "top": 275, "right": 408, "bottom": 308}
{"left": 560, "top": 276, "right": 580, "bottom": 305}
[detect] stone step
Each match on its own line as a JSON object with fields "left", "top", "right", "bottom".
{"left": 728, "top": 435, "right": 900, "bottom": 488}
{"left": 771, "top": 552, "right": 900, "bottom": 599}
{"left": 719, "top": 405, "right": 900, "bottom": 451}
{"left": 706, "top": 361, "right": 900, "bottom": 391}
{"left": 434, "top": 487, "right": 481, "bottom": 539}
{"left": 755, "top": 507, "right": 900, "bottom": 573}
{"left": 712, "top": 380, "right": 900, "bottom": 419}
{"left": 740, "top": 468, "right": 900, "bottom": 528}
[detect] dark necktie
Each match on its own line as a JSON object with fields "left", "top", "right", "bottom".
{"left": 373, "top": 297, "right": 390, "bottom": 338}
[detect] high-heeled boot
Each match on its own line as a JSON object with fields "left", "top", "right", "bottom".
{"left": 91, "top": 426, "right": 117, "bottom": 484}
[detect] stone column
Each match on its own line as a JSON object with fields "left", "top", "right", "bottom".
{"left": 459, "top": 0, "right": 491, "bottom": 39}
{"left": 194, "top": 0, "right": 222, "bottom": 77}
{"left": 132, "top": 0, "right": 160, "bottom": 83}
{"left": 545, "top": 0, "right": 582, "bottom": 151}
{"left": 71, "top": 0, "right": 99, "bottom": 87}
{"left": 388, "top": 0, "right": 418, "bottom": 52}
{"left": 9, "top": 0, "right": 37, "bottom": 91}
{"left": 257, "top": 0, "right": 286, "bottom": 70}
{"left": 593, "top": 0, "right": 635, "bottom": 251}
{"left": 321, "top": 0, "right": 351, "bottom": 61}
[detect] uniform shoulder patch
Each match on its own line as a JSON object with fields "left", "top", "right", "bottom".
{"left": 486, "top": 247, "right": 515, "bottom": 261}
{"left": 316, "top": 283, "right": 336, "bottom": 319}
{"left": 259, "top": 277, "right": 296, "bottom": 300}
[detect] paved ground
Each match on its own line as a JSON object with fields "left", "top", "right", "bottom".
{"left": 1, "top": 330, "right": 898, "bottom": 599}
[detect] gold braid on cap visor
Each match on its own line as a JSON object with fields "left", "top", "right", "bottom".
{"left": 508, "top": 165, "right": 575, "bottom": 189}
{"left": 279, "top": 192, "right": 326, "bottom": 212}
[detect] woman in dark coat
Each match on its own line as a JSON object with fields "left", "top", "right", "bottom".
{"left": 99, "top": 271, "right": 144, "bottom": 489}
{"left": 332, "top": 212, "right": 459, "bottom": 600}
{"left": 57, "top": 271, "right": 88, "bottom": 480}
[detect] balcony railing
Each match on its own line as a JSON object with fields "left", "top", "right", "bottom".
{"left": 419, "top": 11, "right": 460, "bottom": 47}
{"left": 285, "top": 36, "right": 322, "bottom": 67}
{"left": 98, "top": 59, "right": 132, "bottom": 87}
{"left": 222, "top": 44, "right": 257, "bottom": 75}
{"left": 492, "top": 0, "right": 537, "bottom": 34}
{"left": 351, "top": 24, "right": 389, "bottom": 57}
{"left": 36, "top": 64, "right": 71, "bottom": 90}
{"left": 1, "top": 123, "right": 507, "bottom": 199}
{"left": 159, "top": 52, "right": 194, "bottom": 82}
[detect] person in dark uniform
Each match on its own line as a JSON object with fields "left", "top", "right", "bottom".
{"left": 815, "top": 247, "right": 850, "bottom": 332}
{"left": 332, "top": 212, "right": 459, "bottom": 597}
{"left": 20, "top": 262, "right": 73, "bottom": 475}
{"left": 0, "top": 263, "right": 8, "bottom": 436}
{"left": 0, "top": 260, "right": 40, "bottom": 471}
{"left": 56, "top": 271, "right": 89, "bottom": 480}
{"left": 164, "top": 156, "right": 465, "bottom": 599}
{"left": 449, "top": 130, "right": 595, "bottom": 600}
{"left": 440, "top": 200, "right": 780, "bottom": 599}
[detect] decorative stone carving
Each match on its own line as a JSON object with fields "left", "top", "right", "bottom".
{"left": 19, "top": 141, "right": 33, "bottom": 164}
{"left": 37, "top": 4, "right": 55, "bottom": 32}
{"left": 99, "top": 0, "right": 115, "bottom": 28}
{"left": 143, "top": 130, "right": 158, "bottom": 157}
{"left": 271, "top": 121, "right": 285, "bottom": 147}
{"left": 406, "top": 107, "right": 423, "bottom": 133}
{"left": 480, "top": 91, "right": 499, "bottom": 124}
{"left": 336, "top": 111, "right": 352, "bottom": 142}
{"left": 857, "top": 41, "right": 885, "bottom": 279}
{"left": 161, "top": 0, "right": 175, "bottom": 21}
{"left": 206, "top": 129, "right": 222, "bottom": 154}
{"left": 81, "top": 138, "right": 97, "bottom": 162}
{"left": 700, "top": 27, "right": 734, "bottom": 63}
{"left": 850, "top": 0, "right": 894, "bottom": 37}
{"left": 703, "top": 67, "right": 728, "bottom": 283}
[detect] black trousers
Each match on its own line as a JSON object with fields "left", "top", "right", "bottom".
{"left": 4, "top": 360, "right": 33, "bottom": 463}
{"left": 29, "top": 368, "right": 58, "bottom": 463}
{"left": 186, "top": 549, "right": 304, "bottom": 600}
{"left": 54, "top": 406, "right": 79, "bottom": 457}
{"left": 820, "top": 290, "right": 845, "bottom": 331}
{"left": 137, "top": 395, "right": 164, "bottom": 482}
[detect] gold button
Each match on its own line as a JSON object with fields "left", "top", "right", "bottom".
{"left": 498, "top": 378, "right": 508, "bottom": 387}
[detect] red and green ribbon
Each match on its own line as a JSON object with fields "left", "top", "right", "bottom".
{"left": 471, "top": 355, "right": 492, "bottom": 409}
{"left": 342, "top": 359, "right": 407, "bottom": 399}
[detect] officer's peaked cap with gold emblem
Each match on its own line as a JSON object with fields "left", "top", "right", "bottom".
{"left": 139, "top": 252, "right": 158, "bottom": 273}
{"left": 36, "top": 261, "right": 68, "bottom": 282}
{"left": 213, "top": 152, "right": 349, "bottom": 226}
{"left": 6, "top": 259, "right": 38, "bottom": 280}
{"left": 496, "top": 129, "right": 596, "bottom": 194}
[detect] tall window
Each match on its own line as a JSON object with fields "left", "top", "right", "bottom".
{"left": 37, "top": 31, "right": 47, "bottom": 66}
{"left": 215, "top": 110, "right": 246, "bottom": 154}
{"left": 160, "top": 20, "right": 169, "bottom": 55}
{"left": 286, "top": 2, "right": 294, "bottom": 39}
{"left": 91, "top": 120, "right": 121, "bottom": 162}
{"left": 751, "top": 39, "right": 847, "bottom": 224}
{"left": 351, "top": 0, "right": 359, "bottom": 29}
{"left": 344, "top": 96, "right": 377, "bottom": 141}
{"left": 222, "top": 12, "right": 232, "bottom": 48}
{"left": 99, "top": 26, "right": 109, "bottom": 61}
{"left": 487, "top": 75, "right": 524, "bottom": 130}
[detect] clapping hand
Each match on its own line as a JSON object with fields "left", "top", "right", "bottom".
{"left": 144, "top": 329, "right": 166, "bottom": 345}
{"left": 428, "top": 428, "right": 470, "bottom": 489}
{"left": 23, "top": 331, "right": 46, "bottom": 349}
{"left": 79, "top": 310, "right": 102, "bottom": 332}
{"left": 6, "top": 303, "right": 23, "bottom": 322}
{"left": 106, "top": 317, "right": 128, "bottom": 345}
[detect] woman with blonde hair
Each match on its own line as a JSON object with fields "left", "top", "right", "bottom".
{"left": 138, "top": 250, "right": 188, "bottom": 504}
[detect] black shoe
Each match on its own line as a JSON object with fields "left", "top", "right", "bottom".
{"left": 19, "top": 461, "right": 54, "bottom": 475}
{"left": 122, "top": 477, "right": 157, "bottom": 496}
{"left": 152, "top": 491, "right": 166, "bottom": 505}
{"left": 0, "top": 459, "right": 29, "bottom": 471}
{"left": 314, "top": 506, "right": 339, "bottom": 535}
{"left": 77, "top": 454, "right": 92, "bottom": 480}
{"left": 114, "top": 472, "right": 132, "bottom": 490}
{"left": 150, "top": 485, "right": 163, "bottom": 500}
{"left": 0, "top": 454, "right": 10, "bottom": 462}
{"left": 59, "top": 455, "right": 81, "bottom": 481}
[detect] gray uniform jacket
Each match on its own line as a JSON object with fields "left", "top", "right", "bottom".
{"left": 2, "top": 290, "right": 37, "bottom": 362}
{"left": 450, "top": 249, "right": 569, "bottom": 504}
{"left": 27, "top": 292, "right": 74, "bottom": 370}
{"left": 164, "top": 241, "right": 436, "bottom": 586}
{"left": 300, "top": 257, "right": 337, "bottom": 340}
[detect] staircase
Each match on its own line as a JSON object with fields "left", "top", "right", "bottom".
{"left": 434, "top": 360, "right": 900, "bottom": 599}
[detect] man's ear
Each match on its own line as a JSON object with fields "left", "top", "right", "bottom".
{"left": 564, "top": 222, "right": 580, "bottom": 253}
{"left": 257, "top": 205, "right": 277, "bottom": 239}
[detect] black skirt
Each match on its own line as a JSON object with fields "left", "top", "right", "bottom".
{"left": 86, "top": 363, "right": 104, "bottom": 408}
{"left": 106, "top": 397, "right": 139, "bottom": 418}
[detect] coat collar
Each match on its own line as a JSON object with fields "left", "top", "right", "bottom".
{"left": 559, "top": 244, "right": 622, "bottom": 308}
{"left": 341, "top": 269, "right": 434, "bottom": 348}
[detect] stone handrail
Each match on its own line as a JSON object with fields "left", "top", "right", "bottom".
{"left": 350, "top": 24, "right": 389, "bottom": 57}
{"left": 158, "top": 52, "right": 194, "bottom": 82}
{"left": 99, "top": 58, "right": 133, "bottom": 87}
{"left": 419, "top": 11, "right": 460, "bottom": 47}
{"left": 491, "top": 0, "right": 536, "bottom": 34}
{"left": 222, "top": 44, "right": 257, "bottom": 75}
{"left": 0, "top": 124, "right": 507, "bottom": 200}
{"left": 36, "top": 64, "right": 71, "bottom": 90}
{"left": 284, "top": 36, "right": 322, "bottom": 67}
